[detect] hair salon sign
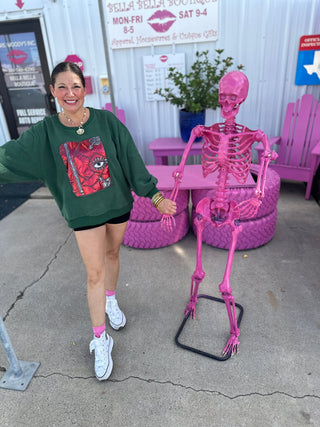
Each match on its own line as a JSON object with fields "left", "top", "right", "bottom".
{"left": 105, "top": 0, "right": 218, "bottom": 49}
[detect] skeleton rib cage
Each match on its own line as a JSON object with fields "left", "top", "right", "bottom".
{"left": 201, "top": 125, "right": 256, "bottom": 186}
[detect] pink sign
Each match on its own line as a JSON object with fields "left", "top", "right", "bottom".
{"left": 64, "top": 55, "right": 84, "bottom": 71}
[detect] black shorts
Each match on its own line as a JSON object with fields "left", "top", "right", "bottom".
{"left": 74, "top": 211, "right": 131, "bottom": 231}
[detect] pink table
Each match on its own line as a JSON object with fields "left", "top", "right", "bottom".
{"left": 149, "top": 137, "right": 203, "bottom": 165}
{"left": 146, "top": 165, "right": 256, "bottom": 189}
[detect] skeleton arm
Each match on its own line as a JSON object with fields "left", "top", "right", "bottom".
{"left": 170, "top": 125, "right": 204, "bottom": 202}
{"left": 161, "top": 125, "right": 204, "bottom": 231}
{"left": 237, "top": 130, "right": 278, "bottom": 219}
{"left": 254, "top": 131, "right": 278, "bottom": 199}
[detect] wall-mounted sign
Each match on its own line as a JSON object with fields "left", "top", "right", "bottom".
{"left": 143, "top": 53, "right": 185, "bottom": 101}
{"left": 64, "top": 54, "right": 84, "bottom": 71}
{"left": 64, "top": 54, "right": 93, "bottom": 94}
{"left": 295, "top": 35, "right": 320, "bottom": 85}
{"left": 105, "top": 0, "right": 218, "bottom": 49}
{"left": 100, "top": 75, "right": 110, "bottom": 94}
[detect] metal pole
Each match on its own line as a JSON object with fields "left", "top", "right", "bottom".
{"left": 0, "top": 317, "right": 40, "bottom": 391}
{"left": 98, "top": 0, "right": 116, "bottom": 116}
{"left": 0, "top": 317, "right": 22, "bottom": 376}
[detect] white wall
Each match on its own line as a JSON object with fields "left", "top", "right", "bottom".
{"left": 0, "top": 0, "right": 320, "bottom": 164}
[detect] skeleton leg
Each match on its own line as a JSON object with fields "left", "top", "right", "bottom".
{"left": 185, "top": 199, "right": 209, "bottom": 318}
{"left": 218, "top": 221, "right": 242, "bottom": 355}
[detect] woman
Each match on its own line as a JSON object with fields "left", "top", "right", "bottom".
{"left": 0, "top": 62, "right": 176, "bottom": 381}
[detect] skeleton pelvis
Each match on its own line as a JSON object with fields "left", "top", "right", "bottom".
{"left": 195, "top": 197, "right": 240, "bottom": 225}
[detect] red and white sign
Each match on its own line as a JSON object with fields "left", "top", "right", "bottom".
{"left": 295, "top": 35, "right": 320, "bottom": 85}
{"left": 105, "top": 0, "right": 219, "bottom": 49}
{"left": 299, "top": 35, "right": 320, "bottom": 51}
{"left": 64, "top": 55, "right": 84, "bottom": 71}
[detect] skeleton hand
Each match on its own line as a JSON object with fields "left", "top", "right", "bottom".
{"left": 161, "top": 214, "right": 176, "bottom": 232}
{"left": 236, "top": 198, "right": 262, "bottom": 219}
{"left": 158, "top": 198, "right": 177, "bottom": 232}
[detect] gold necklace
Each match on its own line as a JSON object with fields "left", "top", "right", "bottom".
{"left": 62, "top": 108, "right": 87, "bottom": 135}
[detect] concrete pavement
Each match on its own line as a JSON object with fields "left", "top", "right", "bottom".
{"left": 0, "top": 181, "right": 319, "bottom": 426}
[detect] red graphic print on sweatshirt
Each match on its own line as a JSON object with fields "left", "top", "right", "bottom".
{"left": 59, "top": 136, "right": 112, "bottom": 197}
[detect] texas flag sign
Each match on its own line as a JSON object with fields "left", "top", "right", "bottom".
{"left": 295, "top": 35, "right": 320, "bottom": 85}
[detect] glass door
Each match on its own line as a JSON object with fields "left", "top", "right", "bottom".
{"left": 0, "top": 19, "right": 56, "bottom": 139}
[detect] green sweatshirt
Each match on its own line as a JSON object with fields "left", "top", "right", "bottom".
{"left": 0, "top": 108, "right": 158, "bottom": 228}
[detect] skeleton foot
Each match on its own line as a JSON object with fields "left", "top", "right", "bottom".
{"left": 161, "top": 214, "right": 176, "bottom": 232}
{"left": 223, "top": 334, "right": 240, "bottom": 356}
{"left": 185, "top": 297, "right": 197, "bottom": 319}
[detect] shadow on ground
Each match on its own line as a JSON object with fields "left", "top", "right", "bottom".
{"left": 0, "top": 182, "right": 43, "bottom": 220}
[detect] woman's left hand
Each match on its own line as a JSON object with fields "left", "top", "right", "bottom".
{"left": 156, "top": 198, "right": 177, "bottom": 216}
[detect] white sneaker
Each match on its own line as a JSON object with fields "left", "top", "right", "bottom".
{"left": 106, "top": 298, "right": 126, "bottom": 330}
{"left": 89, "top": 331, "right": 113, "bottom": 381}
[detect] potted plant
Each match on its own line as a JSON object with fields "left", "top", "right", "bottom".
{"left": 155, "top": 49, "right": 244, "bottom": 141}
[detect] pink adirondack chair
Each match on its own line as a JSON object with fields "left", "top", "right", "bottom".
{"left": 102, "top": 103, "right": 126, "bottom": 125}
{"left": 255, "top": 94, "right": 320, "bottom": 199}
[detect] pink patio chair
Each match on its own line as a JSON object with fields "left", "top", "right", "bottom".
{"left": 255, "top": 94, "right": 320, "bottom": 199}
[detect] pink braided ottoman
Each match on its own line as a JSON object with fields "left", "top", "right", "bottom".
{"left": 123, "top": 165, "right": 191, "bottom": 249}
{"left": 123, "top": 189, "right": 189, "bottom": 249}
{"left": 123, "top": 165, "right": 279, "bottom": 250}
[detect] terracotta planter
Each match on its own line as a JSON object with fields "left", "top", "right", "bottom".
{"left": 179, "top": 109, "right": 205, "bottom": 142}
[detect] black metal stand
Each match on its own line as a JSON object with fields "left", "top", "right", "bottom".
{"left": 175, "top": 294, "right": 244, "bottom": 361}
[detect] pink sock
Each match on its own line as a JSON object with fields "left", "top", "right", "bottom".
{"left": 106, "top": 290, "right": 116, "bottom": 297}
{"left": 93, "top": 324, "right": 105, "bottom": 338}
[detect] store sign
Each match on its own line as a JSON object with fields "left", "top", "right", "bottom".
{"left": 105, "top": 0, "right": 218, "bottom": 49}
{"left": 64, "top": 54, "right": 84, "bottom": 71}
{"left": 295, "top": 35, "right": 320, "bottom": 85}
{"left": 0, "top": 31, "right": 50, "bottom": 134}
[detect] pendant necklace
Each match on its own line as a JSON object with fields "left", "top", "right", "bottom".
{"left": 62, "top": 108, "right": 87, "bottom": 135}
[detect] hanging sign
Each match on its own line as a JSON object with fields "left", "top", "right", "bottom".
{"left": 105, "top": 0, "right": 218, "bottom": 49}
{"left": 295, "top": 35, "right": 320, "bottom": 85}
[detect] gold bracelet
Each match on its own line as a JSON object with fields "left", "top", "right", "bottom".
{"left": 151, "top": 192, "right": 164, "bottom": 207}
{"left": 153, "top": 196, "right": 164, "bottom": 207}
{"left": 151, "top": 191, "right": 162, "bottom": 203}
{"left": 154, "top": 196, "right": 165, "bottom": 208}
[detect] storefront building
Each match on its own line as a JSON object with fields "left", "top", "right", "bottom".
{"left": 0, "top": 0, "right": 319, "bottom": 164}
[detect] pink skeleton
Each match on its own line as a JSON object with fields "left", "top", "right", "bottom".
{"left": 162, "top": 71, "right": 278, "bottom": 356}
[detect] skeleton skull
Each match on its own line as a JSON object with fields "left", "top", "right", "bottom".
{"left": 219, "top": 71, "right": 249, "bottom": 120}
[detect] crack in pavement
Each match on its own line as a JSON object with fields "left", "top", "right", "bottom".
{"left": 3, "top": 231, "right": 73, "bottom": 321}
{"left": 34, "top": 372, "right": 320, "bottom": 400}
